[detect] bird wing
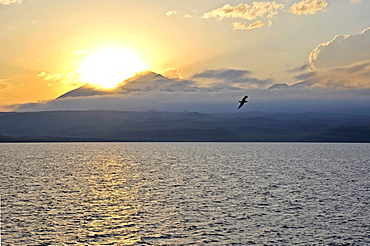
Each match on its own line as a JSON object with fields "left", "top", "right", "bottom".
{"left": 237, "top": 95, "right": 248, "bottom": 109}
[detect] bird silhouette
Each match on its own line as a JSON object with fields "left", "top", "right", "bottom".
{"left": 238, "top": 95, "right": 248, "bottom": 109}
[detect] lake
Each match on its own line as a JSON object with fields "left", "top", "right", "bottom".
{"left": 1, "top": 143, "right": 369, "bottom": 245}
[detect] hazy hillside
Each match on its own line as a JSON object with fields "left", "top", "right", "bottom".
{"left": 0, "top": 110, "right": 369, "bottom": 142}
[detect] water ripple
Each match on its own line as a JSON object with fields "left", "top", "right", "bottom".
{"left": 1, "top": 143, "right": 369, "bottom": 245}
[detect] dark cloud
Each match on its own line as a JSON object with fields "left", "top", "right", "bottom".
{"left": 192, "top": 69, "right": 251, "bottom": 80}
{"left": 286, "top": 64, "right": 309, "bottom": 73}
{"left": 192, "top": 69, "right": 274, "bottom": 89}
{"left": 293, "top": 61, "right": 370, "bottom": 88}
{"left": 293, "top": 71, "right": 317, "bottom": 81}
{"left": 333, "top": 61, "right": 370, "bottom": 74}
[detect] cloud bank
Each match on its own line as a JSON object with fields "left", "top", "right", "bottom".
{"left": 16, "top": 87, "right": 370, "bottom": 114}
{"left": 294, "top": 61, "right": 370, "bottom": 89}
{"left": 309, "top": 27, "right": 370, "bottom": 70}
{"left": 295, "top": 27, "right": 370, "bottom": 89}
{"left": 13, "top": 69, "right": 370, "bottom": 114}
{"left": 191, "top": 69, "right": 273, "bottom": 89}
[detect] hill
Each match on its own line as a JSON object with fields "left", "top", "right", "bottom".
{"left": 0, "top": 110, "right": 369, "bottom": 142}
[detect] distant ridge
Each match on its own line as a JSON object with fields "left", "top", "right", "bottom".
{"left": 0, "top": 110, "right": 369, "bottom": 142}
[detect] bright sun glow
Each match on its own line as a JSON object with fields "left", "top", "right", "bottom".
{"left": 79, "top": 48, "right": 147, "bottom": 88}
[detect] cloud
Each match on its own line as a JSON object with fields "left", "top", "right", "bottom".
{"left": 302, "top": 27, "right": 370, "bottom": 88}
{"left": 162, "top": 68, "right": 183, "bottom": 79}
{"left": 11, "top": 69, "right": 370, "bottom": 113}
{"left": 54, "top": 70, "right": 274, "bottom": 100}
{"left": 293, "top": 71, "right": 317, "bottom": 82}
{"left": 203, "top": 2, "right": 284, "bottom": 20}
{"left": 15, "top": 87, "right": 370, "bottom": 114}
{"left": 166, "top": 10, "right": 178, "bottom": 16}
{"left": 192, "top": 69, "right": 251, "bottom": 79}
{"left": 191, "top": 69, "right": 274, "bottom": 89}
{"left": 286, "top": 64, "right": 309, "bottom": 73}
{"left": 232, "top": 21, "right": 265, "bottom": 30}
{"left": 293, "top": 61, "right": 370, "bottom": 88}
{"left": 38, "top": 72, "right": 62, "bottom": 81}
{"left": 117, "top": 71, "right": 195, "bottom": 92}
{"left": 0, "top": 0, "right": 22, "bottom": 5}
{"left": 289, "top": 0, "right": 328, "bottom": 15}
{"left": 309, "top": 27, "right": 370, "bottom": 70}
{"left": 184, "top": 14, "right": 192, "bottom": 18}
{"left": 350, "top": 0, "right": 362, "bottom": 3}
{"left": 38, "top": 71, "right": 81, "bottom": 87}
{"left": 232, "top": 22, "right": 248, "bottom": 30}
{"left": 0, "top": 79, "right": 13, "bottom": 90}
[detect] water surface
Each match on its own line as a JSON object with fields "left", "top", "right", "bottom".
{"left": 1, "top": 143, "right": 369, "bottom": 245}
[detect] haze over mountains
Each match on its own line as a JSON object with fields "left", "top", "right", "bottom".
{"left": 15, "top": 70, "right": 370, "bottom": 114}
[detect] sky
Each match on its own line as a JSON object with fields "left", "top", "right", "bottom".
{"left": 1, "top": 0, "right": 370, "bottom": 112}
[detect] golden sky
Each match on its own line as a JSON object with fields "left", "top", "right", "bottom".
{"left": 1, "top": 0, "right": 370, "bottom": 110}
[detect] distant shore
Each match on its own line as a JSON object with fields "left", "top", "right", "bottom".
{"left": 1, "top": 110, "right": 369, "bottom": 142}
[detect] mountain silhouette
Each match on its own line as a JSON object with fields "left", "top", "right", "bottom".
{"left": 57, "top": 71, "right": 172, "bottom": 99}
{"left": 0, "top": 110, "right": 369, "bottom": 142}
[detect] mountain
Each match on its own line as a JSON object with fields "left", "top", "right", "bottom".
{"left": 268, "top": 83, "right": 290, "bottom": 89}
{"left": 57, "top": 71, "right": 177, "bottom": 99}
{"left": 0, "top": 110, "right": 369, "bottom": 142}
{"left": 56, "top": 84, "right": 114, "bottom": 99}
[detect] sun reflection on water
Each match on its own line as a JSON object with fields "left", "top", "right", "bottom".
{"left": 81, "top": 158, "right": 142, "bottom": 245}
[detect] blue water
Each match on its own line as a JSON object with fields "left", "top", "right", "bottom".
{"left": 1, "top": 143, "right": 369, "bottom": 245}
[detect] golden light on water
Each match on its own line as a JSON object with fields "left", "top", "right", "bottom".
{"left": 78, "top": 48, "right": 147, "bottom": 88}
{"left": 85, "top": 157, "right": 141, "bottom": 245}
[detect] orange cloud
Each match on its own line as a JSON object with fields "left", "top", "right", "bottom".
{"left": 162, "top": 68, "right": 183, "bottom": 79}
{"left": 38, "top": 72, "right": 81, "bottom": 87}
{"left": 0, "top": 79, "right": 13, "bottom": 90}
{"left": 38, "top": 72, "right": 62, "bottom": 81}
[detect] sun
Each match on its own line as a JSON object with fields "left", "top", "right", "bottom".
{"left": 78, "top": 48, "right": 147, "bottom": 88}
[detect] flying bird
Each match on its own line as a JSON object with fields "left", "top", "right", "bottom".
{"left": 238, "top": 95, "right": 248, "bottom": 109}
